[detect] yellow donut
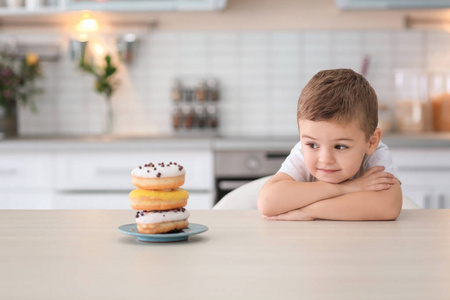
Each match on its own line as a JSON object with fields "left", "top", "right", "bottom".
{"left": 129, "top": 188, "right": 189, "bottom": 211}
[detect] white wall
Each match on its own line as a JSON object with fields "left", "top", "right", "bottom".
{"left": 3, "top": 0, "right": 450, "bottom": 137}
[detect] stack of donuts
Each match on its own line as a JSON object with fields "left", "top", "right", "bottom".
{"left": 129, "top": 162, "right": 190, "bottom": 234}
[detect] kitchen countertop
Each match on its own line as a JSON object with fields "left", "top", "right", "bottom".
{"left": 1, "top": 132, "right": 450, "bottom": 151}
{"left": 1, "top": 209, "right": 449, "bottom": 300}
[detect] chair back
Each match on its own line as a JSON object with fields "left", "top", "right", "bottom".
{"left": 213, "top": 175, "right": 420, "bottom": 210}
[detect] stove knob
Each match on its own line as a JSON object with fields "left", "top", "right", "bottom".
{"left": 246, "top": 156, "right": 261, "bottom": 170}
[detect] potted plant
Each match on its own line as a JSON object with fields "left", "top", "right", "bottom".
{"left": 0, "top": 51, "right": 43, "bottom": 138}
{"left": 78, "top": 53, "right": 118, "bottom": 134}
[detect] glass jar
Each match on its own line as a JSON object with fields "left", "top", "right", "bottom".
{"left": 196, "top": 80, "right": 206, "bottom": 102}
{"left": 378, "top": 104, "right": 393, "bottom": 133}
{"left": 171, "top": 106, "right": 182, "bottom": 130}
{"left": 207, "top": 78, "right": 219, "bottom": 101}
{"left": 171, "top": 79, "right": 182, "bottom": 102}
{"left": 428, "top": 72, "right": 450, "bottom": 132}
{"left": 394, "top": 70, "right": 431, "bottom": 133}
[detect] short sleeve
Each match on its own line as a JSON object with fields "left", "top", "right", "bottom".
{"left": 361, "top": 141, "right": 399, "bottom": 179}
{"left": 278, "top": 141, "right": 313, "bottom": 182}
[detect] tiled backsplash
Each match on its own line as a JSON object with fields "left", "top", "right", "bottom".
{"left": 10, "top": 29, "right": 450, "bottom": 137}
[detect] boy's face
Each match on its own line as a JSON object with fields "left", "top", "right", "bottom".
{"left": 298, "top": 119, "right": 374, "bottom": 184}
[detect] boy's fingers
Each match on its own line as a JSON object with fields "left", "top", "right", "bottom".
{"left": 370, "top": 166, "right": 385, "bottom": 172}
{"left": 370, "top": 184, "right": 391, "bottom": 191}
{"left": 364, "top": 166, "right": 385, "bottom": 176}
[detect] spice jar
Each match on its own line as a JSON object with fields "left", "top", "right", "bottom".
{"left": 207, "top": 78, "right": 219, "bottom": 101}
{"left": 172, "top": 106, "right": 182, "bottom": 130}
{"left": 194, "top": 104, "right": 206, "bottom": 128}
{"left": 206, "top": 104, "right": 218, "bottom": 128}
{"left": 181, "top": 104, "right": 194, "bottom": 129}
{"left": 394, "top": 70, "right": 431, "bottom": 133}
{"left": 196, "top": 80, "right": 206, "bottom": 102}
{"left": 172, "top": 79, "right": 182, "bottom": 102}
{"left": 428, "top": 72, "right": 450, "bottom": 132}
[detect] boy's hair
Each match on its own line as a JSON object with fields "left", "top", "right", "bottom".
{"left": 297, "top": 69, "right": 378, "bottom": 141}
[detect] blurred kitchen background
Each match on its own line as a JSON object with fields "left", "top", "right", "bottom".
{"left": 1, "top": 0, "right": 450, "bottom": 210}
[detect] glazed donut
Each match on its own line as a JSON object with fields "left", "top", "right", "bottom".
{"left": 129, "top": 188, "right": 189, "bottom": 211}
{"left": 135, "top": 208, "right": 190, "bottom": 234}
{"left": 131, "top": 162, "right": 185, "bottom": 190}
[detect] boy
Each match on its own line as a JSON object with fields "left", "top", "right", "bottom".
{"left": 258, "top": 69, "right": 402, "bottom": 221}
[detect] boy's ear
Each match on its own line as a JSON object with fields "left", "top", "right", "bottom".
{"left": 366, "top": 128, "right": 382, "bottom": 155}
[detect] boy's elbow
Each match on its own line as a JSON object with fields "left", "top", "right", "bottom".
{"left": 257, "top": 191, "right": 277, "bottom": 217}
{"left": 257, "top": 193, "right": 271, "bottom": 216}
{"left": 382, "top": 206, "right": 401, "bottom": 221}
{"left": 381, "top": 190, "right": 403, "bottom": 221}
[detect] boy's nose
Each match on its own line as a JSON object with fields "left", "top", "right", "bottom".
{"left": 318, "top": 149, "right": 335, "bottom": 165}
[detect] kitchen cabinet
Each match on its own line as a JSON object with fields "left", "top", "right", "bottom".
{"left": 0, "top": 0, "right": 64, "bottom": 16}
{"left": 0, "top": 0, "right": 226, "bottom": 15}
{"left": 54, "top": 149, "right": 215, "bottom": 209}
{"left": 390, "top": 147, "right": 450, "bottom": 208}
{"left": 0, "top": 139, "right": 215, "bottom": 209}
{"left": 1, "top": 137, "right": 450, "bottom": 210}
{"left": 0, "top": 152, "right": 54, "bottom": 209}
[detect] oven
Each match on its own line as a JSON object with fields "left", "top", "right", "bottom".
{"left": 214, "top": 150, "right": 289, "bottom": 204}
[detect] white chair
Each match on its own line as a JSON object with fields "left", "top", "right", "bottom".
{"left": 213, "top": 175, "right": 420, "bottom": 210}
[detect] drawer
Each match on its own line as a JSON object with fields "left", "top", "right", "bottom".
{"left": 390, "top": 148, "right": 450, "bottom": 186}
{"left": 55, "top": 150, "right": 214, "bottom": 191}
{"left": 391, "top": 148, "right": 450, "bottom": 168}
{"left": 0, "top": 153, "right": 53, "bottom": 189}
{"left": 0, "top": 192, "right": 53, "bottom": 209}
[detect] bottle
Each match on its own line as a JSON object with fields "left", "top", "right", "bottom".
{"left": 428, "top": 72, "right": 450, "bottom": 132}
{"left": 171, "top": 106, "right": 182, "bottom": 130}
{"left": 182, "top": 104, "right": 194, "bottom": 129}
{"left": 207, "top": 78, "right": 219, "bottom": 101}
{"left": 378, "top": 104, "right": 393, "bottom": 133}
{"left": 196, "top": 80, "right": 206, "bottom": 102}
{"left": 172, "top": 79, "right": 182, "bottom": 102}
{"left": 206, "top": 104, "right": 218, "bottom": 129}
{"left": 194, "top": 104, "right": 206, "bottom": 128}
{"left": 394, "top": 70, "right": 431, "bottom": 133}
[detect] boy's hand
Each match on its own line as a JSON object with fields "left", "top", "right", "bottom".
{"left": 342, "top": 166, "right": 396, "bottom": 193}
{"left": 263, "top": 208, "right": 315, "bottom": 221}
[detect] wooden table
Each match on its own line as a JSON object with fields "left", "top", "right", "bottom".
{"left": 1, "top": 210, "right": 449, "bottom": 300}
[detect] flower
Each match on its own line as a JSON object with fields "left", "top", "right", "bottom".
{"left": 0, "top": 51, "right": 43, "bottom": 112}
{"left": 26, "top": 53, "right": 39, "bottom": 66}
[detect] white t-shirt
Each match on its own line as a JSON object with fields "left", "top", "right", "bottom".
{"left": 278, "top": 141, "right": 399, "bottom": 182}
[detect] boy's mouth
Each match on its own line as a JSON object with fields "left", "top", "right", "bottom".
{"left": 318, "top": 168, "right": 339, "bottom": 174}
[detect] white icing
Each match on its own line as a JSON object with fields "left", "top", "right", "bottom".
{"left": 136, "top": 209, "right": 190, "bottom": 224}
{"left": 131, "top": 162, "right": 186, "bottom": 178}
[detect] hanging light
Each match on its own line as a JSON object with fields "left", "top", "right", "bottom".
{"left": 75, "top": 11, "right": 99, "bottom": 33}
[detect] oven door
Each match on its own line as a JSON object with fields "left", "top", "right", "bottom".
{"left": 215, "top": 176, "right": 263, "bottom": 203}
{"left": 214, "top": 150, "right": 288, "bottom": 204}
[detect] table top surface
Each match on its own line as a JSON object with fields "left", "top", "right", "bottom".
{"left": 1, "top": 209, "right": 449, "bottom": 300}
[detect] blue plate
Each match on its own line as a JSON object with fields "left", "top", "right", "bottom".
{"left": 118, "top": 223, "right": 208, "bottom": 242}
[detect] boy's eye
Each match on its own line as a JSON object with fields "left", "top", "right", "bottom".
{"left": 306, "top": 142, "right": 318, "bottom": 149}
{"left": 334, "top": 145, "right": 348, "bottom": 150}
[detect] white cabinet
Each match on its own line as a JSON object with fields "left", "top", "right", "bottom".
{"left": 0, "top": 141, "right": 215, "bottom": 210}
{"left": 55, "top": 150, "right": 214, "bottom": 192}
{"left": 0, "top": 152, "right": 54, "bottom": 209}
{"left": 390, "top": 148, "right": 450, "bottom": 209}
{"left": 0, "top": 0, "right": 65, "bottom": 15}
{"left": 0, "top": 152, "right": 53, "bottom": 189}
{"left": 53, "top": 149, "right": 215, "bottom": 209}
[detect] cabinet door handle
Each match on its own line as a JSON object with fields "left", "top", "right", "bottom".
{"left": 438, "top": 194, "right": 445, "bottom": 209}
{"left": 0, "top": 169, "right": 17, "bottom": 176}
{"left": 95, "top": 169, "right": 130, "bottom": 175}
{"left": 398, "top": 166, "right": 450, "bottom": 172}
{"left": 424, "top": 194, "right": 431, "bottom": 209}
